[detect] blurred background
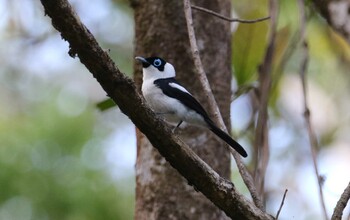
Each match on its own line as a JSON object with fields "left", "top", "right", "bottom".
{"left": 0, "top": 0, "right": 349, "bottom": 219}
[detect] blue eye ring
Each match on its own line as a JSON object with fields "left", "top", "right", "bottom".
{"left": 153, "top": 59, "right": 162, "bottom": 67}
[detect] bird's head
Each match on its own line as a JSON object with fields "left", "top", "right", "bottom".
{"left": 135, "top": 56, "right": 175, "bottom": 80}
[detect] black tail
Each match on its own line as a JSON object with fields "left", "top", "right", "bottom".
{"left": 206, "top": 119, "right": 248, "bottom": 157}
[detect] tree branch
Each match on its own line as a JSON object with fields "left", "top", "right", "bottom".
{"left": 253, "top": 0, "right": 278, "bottom": 201}
{"left": 39, "top": 0, "right": 273, "bottom": 219}
{"left": 191, "top": 5, "right": 270, "bottom": 23}
{"left": 298, "top": 0, "right": 328, "bottom": 219}
{"left": 331, "top": 182, "right": 350, "bottom": 220}
{"left": 183, "top": 0, "right": 264, "bottom": 210}
{"left": 275, "top": 189, "right": 288, "bottom": 220}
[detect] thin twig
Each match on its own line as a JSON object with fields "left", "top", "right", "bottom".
{"left": 300, "top": 40, "right": 329, "bottom": 220}
{"left": 183, "top": 0, "right": 264, "bottom": 210}
{"left": 297, "top": 0, "right": 328, "bottom": 219}
{"left": 276, "top": 189, "right": 288, "bottom": 220}
{"left": 191, "top": 5, "right": 270, "bottom": 23}
{"left": 331, "top": 182, "right": 350, "bottom": 220}
{"left": 253, "top": 0, "right": 278, "bottom": 201}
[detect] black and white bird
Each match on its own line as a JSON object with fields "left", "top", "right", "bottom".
{"left": 136, "top": 56, "right": 247, "bottom": 157}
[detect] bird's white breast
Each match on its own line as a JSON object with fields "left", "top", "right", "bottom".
{"left": 142, "top": 79, "right": 186, "bottom": 124}
{"left": 142, "top": 79, "right": 207, "bottom": 127}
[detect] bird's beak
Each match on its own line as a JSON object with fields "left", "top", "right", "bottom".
{"left": 135, "top": 56, "right": 148, "bottom": 64}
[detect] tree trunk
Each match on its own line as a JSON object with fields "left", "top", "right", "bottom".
{"left": 132, "top": 1, "right": 233, "bottom": 219}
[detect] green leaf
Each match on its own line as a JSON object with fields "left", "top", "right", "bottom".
{"left": 232, "top": 21, "right": 269, "bottom": 85}
{"left": 96, "top": 98, "right": 117, "bottom": 111}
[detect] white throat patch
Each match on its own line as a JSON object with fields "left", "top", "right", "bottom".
{"left": 142, "top": 63, "right": 176, "bottom": 82}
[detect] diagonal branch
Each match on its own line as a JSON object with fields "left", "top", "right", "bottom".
{"left": 39, "top": 0, "right": 273, "bottom": 219}
{"left": 183, "top": 0, "right": 264, "bottom": 210}
{"left": 191, "top": 5, "right": 270, "bottom": 23}
{"left": 297, "top": 0, "right": 328, "bottom": 219}
{"left": 331, "top": 182, "right": 350, "bottom": 220}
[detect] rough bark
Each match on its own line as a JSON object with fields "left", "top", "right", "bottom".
{"left": 311, "top": 0, "right": 350, "bottom": 43}
{"left": 133, "top": 0, "right": 232, "bottom": 219}
{"left": 39, "top": 0, "right": 274, "bottom": 219}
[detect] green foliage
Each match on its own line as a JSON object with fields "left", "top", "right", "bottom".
{"left": 233, "top": 21, "right": 268, "bottom": 85}
{"left": 232, "top": 0, "right": 269, "bottom": 85}
{"left": 96, "top": 98, "right": 117, "bottom": 111}
{"left": 0, "top": 99, "right": 134, "bottom": 220}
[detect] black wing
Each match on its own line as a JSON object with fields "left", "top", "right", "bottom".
{"left": 154, "top": 78, "right": 248, "bottom": 157}
{"left": 154, "top": 78, "right": 210, "bottom": 120}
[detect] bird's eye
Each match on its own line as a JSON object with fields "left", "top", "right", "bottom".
{"left": 153, "top": 59, "right": 162, "bottom": 67}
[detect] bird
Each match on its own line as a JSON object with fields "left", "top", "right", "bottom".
{"left": 135, "top": 56, "right": 248, "bottom": 157}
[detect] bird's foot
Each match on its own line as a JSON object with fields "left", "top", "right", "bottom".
{"left": 172, "top": 121, "right": 183, "bottom": 134}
